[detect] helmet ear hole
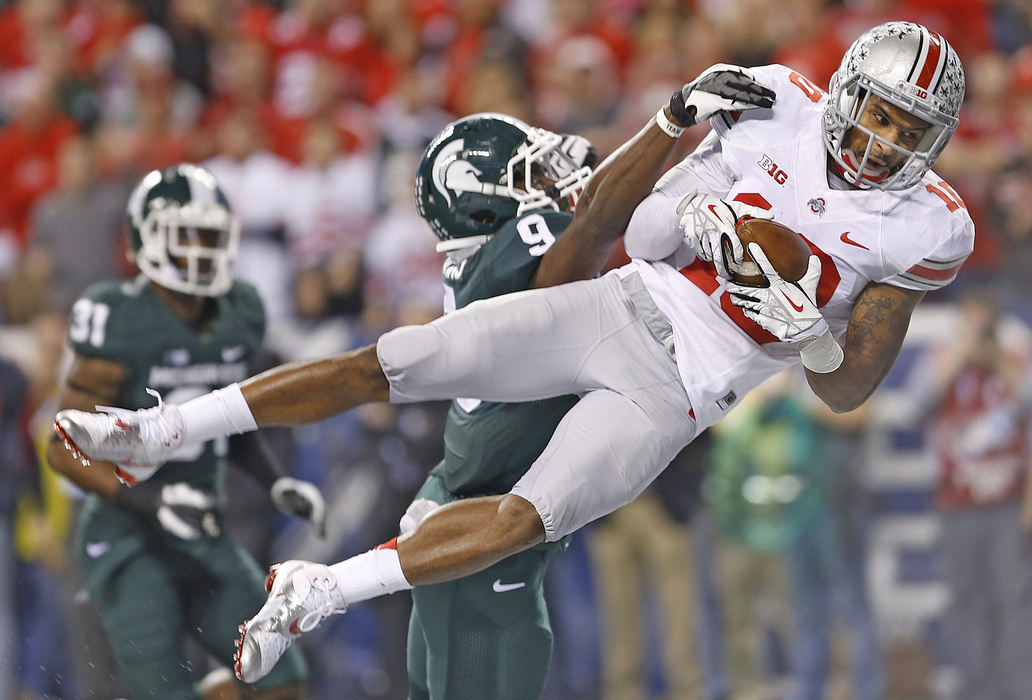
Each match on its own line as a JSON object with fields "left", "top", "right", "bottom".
{"left": 469, "top": 209, "right": 497, "bottom": 225}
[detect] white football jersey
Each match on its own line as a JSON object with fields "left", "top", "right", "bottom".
{"left": 620, "top": 63, "right": 975, "bottom": 428}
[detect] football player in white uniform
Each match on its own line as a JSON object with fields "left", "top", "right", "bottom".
{"left": 55, "top": 21, "right": 970, "bottom": 683}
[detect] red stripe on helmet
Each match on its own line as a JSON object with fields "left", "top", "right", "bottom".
{"left": 915, "top": 31, "right": 945, "bottom": 90}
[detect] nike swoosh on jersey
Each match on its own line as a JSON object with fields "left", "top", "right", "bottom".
{"left": 86, "top": 541, "right": 110, "bottom": 558}
{"left": 781, "top": 291, "right": 805, "bottom": 312}
{"left": 492, "top": 579, "right": 526, "bottom": 593}
{"left": 839, "top": 231, "right": 870, "bottom": 250}
{"left": 222, "top": 345, "right": 246, "bottom": 362}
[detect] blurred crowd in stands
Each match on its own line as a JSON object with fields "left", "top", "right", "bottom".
{"left": 3, "top": 0, "right": 1032, "bottom": 698}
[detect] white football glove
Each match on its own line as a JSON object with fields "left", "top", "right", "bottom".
{"left": 677, "top": 191, "right": 774, "bottom": 279}
{"left": 114, "top": 481, "right": 221, "bottom": 540}
{"left": 399, "top": 497, "right": 441, "bottom": 535}
{"left": 271, "top": 477, "right": 327, "bottom": 537}
{"left": 726, "top": 243, "right": 844, "bottom": 373}
{"left": 669, "top": 64, "right": 777, "bottom": 128}
{"left": 726, "top": 243, "right": 826, "bottom": 342}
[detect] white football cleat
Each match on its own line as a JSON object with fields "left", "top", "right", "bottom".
{"left": 54, "top": 402, "right": 185, "bottom": 471}
{"left": 234, "top": 560, "right": 347, "bottom": 683}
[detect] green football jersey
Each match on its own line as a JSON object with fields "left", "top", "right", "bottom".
{"left": 434, "top": 210, "right": 579, "bottom": 495}
{"left": 68, "top": 274, "right": 265, "bottom": 493}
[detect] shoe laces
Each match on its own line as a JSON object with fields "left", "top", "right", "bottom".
{"left": 95, "top": 387, "right": 164, "bottom": 421}
{"left": 95, "top": 388, "right": 180, "bottom": 464}
{"left": 290, "top": 570, "right": 345, "bottom": 633}
{"left": 295, "top": 602, "right": 338, "bottom": 634}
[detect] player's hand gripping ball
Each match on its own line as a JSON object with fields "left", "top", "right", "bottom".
{"left": 723, "top": 218, "right": 811, "bottom": 287}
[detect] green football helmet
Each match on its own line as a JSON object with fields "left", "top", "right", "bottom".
{"left": 414, "top": 113, "right": 595, "bottom": 252}
{"left": 125, "top": 163, "right": 240, "bottom": 296}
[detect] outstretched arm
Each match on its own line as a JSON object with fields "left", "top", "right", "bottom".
{"left": 242, "top": 112, "right": 687, "bottom": 422}
{"left": 231, "top": 430, "right": 328, "bottom": 536}
{"left": 805, "top": 282, "right": 924, "bottom": 412}
{"left": 534, "top": 65, "right": 776, "bottom": 288}
{"left": 531, "top": 111, "right": 683, "bottom": 288}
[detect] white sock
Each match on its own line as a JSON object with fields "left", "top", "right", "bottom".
{"left": 328, "top": 542, "right": 412, "bottom": 604}
{"left": 178, "top": 383, "right": 258, "bottom": 443}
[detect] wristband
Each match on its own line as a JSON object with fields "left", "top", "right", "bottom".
{"left": 798, "top": 328, "right": 844, "bottom": 374}
{"left": 655, "top": 107, "right": 686, "bottom": 138}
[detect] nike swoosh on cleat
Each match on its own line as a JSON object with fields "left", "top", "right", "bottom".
{"left": 492, "top": 579, "right": 526, "bottom": 593}
{"left": 288, "top": 617, "right": 303, "bottom": 635}
{"left": 839, "top": 231, "right": 870, "bottom": 250}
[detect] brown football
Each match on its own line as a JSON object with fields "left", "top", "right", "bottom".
{"left": 722, "top": 218, "right": 811, "bottom": 287}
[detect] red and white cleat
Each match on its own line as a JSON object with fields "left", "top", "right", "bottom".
{"left": 54, "top": 401, "right": 184, "bottom": 477}
{"left": 234, "top": 560, "right": 347, "bottom": 683}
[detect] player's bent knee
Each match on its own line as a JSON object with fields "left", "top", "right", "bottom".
{"left": 378, "top": 324, "right": 441, "bottom": 371}
{"left": 377, "top": 325, "right": 445, "bottom": 392}
{"left": 377, "top": 318, "right": 483, "bottom": 401}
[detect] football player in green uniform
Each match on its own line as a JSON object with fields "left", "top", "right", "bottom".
{"left": 401, "top": 116, "right": 595, "bottom": 700}
{"left": 46, "top": 163, "right": 323, "bottom": 700}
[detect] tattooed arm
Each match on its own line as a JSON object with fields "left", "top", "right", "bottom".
{"left": 804, "top": 283, "right": 925, "bottom": 412}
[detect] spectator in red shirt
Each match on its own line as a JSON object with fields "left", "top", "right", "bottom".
{"left": 440, "top": 0, "right": 527, "bottom": 115}
{"left": 236, "top": 0, "right": 365, "bottom": 120}
{"left": 0, "top": 78, "right": 78, "bottom": 248}
{"left": 770, "top": 0, "right": 847, "bottom": 90}
{"left": 67, "top": 0, "right": 143, "bottom": 77}
{"left": 0, "top": 0, "right": 68, "bottom": 74}
{"left": 908, "top": 287, "right": 1032, "bottom": 700}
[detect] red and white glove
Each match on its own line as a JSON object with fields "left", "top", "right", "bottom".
{"left": 676, "top": 191, "right": 773, "bottom": 279}
{"left": 726, "top": 243, "right": 844, "bottom": 373}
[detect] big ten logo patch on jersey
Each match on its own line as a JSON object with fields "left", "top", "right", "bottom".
{"left": 757, "top": 154, "right": 789, "bottom": 185}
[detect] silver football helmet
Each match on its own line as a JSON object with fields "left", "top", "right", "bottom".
{"left": 823, "top": 21, "right": 965, "bottom": 190}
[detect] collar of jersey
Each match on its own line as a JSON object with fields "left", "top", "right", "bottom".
{"left": 436, "top": 235, "right": 491, "bottom": 253}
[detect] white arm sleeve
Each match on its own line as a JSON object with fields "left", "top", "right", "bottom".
{"left": 624, "top": 130, "right": 737, "bottom": 261}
